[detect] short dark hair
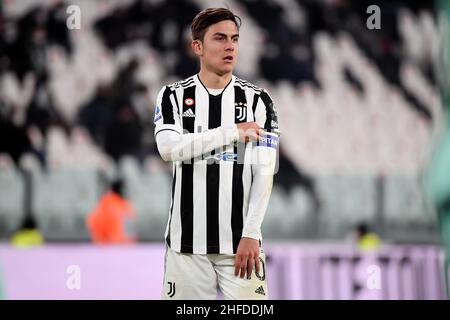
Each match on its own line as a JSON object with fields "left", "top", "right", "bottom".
{"left": 191, "top": 8, "right": 241, "bottom": 41}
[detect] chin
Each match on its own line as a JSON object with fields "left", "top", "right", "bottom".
{"left": 217, "top": 65, "right": 234, "bottom": 75}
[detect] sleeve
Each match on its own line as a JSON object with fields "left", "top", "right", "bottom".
{"left": 258, "top": 89, "right": 280, "bottom": 136}
{"left": 153, "top": 86, "right": 183, "bottom": 136}
{"left": 241, "top": 89, "right": 279, "bottom": 241}
{"left": 154, "top": 86, "right": 240, "bottom": 162}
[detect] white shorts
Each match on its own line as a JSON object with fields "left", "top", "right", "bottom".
{"left": 161, "top": 246, "right": 269, "bottom": 300}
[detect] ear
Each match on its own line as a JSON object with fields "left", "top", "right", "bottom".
{"left": 191, "top": 40, "right": 202, "bottom": 56}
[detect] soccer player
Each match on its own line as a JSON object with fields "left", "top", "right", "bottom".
{"left": 154, "top": 8, "right": 279, "bottom": 300}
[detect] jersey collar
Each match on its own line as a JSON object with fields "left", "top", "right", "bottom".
{"left": 195, "top": 74, "right": 235, "bottom": 96}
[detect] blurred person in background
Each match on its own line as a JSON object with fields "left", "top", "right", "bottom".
{"left": 354, "top": 223, "right": 381, "bottom": 251}
{"left": 86, "top": 179, "right": 137, "bottom": 244}
{"left": 10, "top": 216, "right": 44, "bottom": 248}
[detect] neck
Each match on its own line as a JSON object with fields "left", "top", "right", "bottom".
{"left": 198, "top": 67, "right": 232, "bottom": 89}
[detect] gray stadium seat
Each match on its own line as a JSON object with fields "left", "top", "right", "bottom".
{"left": 32, "top": 166, "right": 100, "bottom": 241}
{"left": 262, "top": 185, "right": 290, "bottom": 239}
{"left": 340, "top": 175, "right": 377, "bottom": 225}
{"left": 383, "top": 174, "right": 437, "bottom": 228}
{"left": 286, "top": 186, "right": 316, "bottom": 237}
{"left": 119, "top": 157, "right": 171, "bottom": 241}
{"left": 316, "top": 174, "right": 377, "bottom": 238}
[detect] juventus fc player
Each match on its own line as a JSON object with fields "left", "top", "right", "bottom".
{"left": 155, "top": 8, "right": 279, "bottom": 300}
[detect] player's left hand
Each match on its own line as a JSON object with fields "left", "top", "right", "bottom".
{"left": 234, "top": 237, "right": 260, "bottom": 279}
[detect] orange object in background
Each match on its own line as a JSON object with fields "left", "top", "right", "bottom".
{"left": 87, "top": 180, "right": 137, "bottom": 244}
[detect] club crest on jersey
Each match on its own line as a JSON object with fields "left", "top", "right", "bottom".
{"left": 235, "top": 102, "right": 247, "bottom": 121}
{"left": 184, "top": 98, "right": 195, "bottom": 106}
{"left": 154, "top": 105, "right": 162, "bottom": 123}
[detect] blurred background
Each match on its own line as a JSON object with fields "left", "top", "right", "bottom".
{"left": 0, "top": 0, "right": 449, "bottom": 299}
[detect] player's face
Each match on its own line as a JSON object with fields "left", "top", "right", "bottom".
{"left": 194, "top": 20, "right": 239, "bottom": 76}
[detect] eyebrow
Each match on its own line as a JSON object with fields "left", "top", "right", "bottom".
{"left": 212, "top": 32, "right": 239, "bottom": 38}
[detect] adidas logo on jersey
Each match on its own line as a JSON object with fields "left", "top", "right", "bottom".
{"left": 255, "top": 286, "right": 266, "bottom": 296}
{"left": 182, "top": 109, "right": 195, "bottom": 117}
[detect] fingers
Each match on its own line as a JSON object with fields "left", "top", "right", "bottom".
{"left": 244, "top": 127, "right": 264, "bottom": 142}
{"left": 248, "top": 129, "right": 259, "bottom": 142}
{"left": 236, "top": 122, "right": 265, "bottom": 143}
{"left": 252, "top": 124, "right": 265, "bottom": 141}
{"left": 234, "top": 255, "right": 241, "bottom": 277}
{"left": 255, "top": 256, "right": 260, "bottom": 276}
{"left": 235, "top": 254, "right": 250, "bottom": 279}
{"left": 257, "top": 128, "right": 265, "bottom": 141}
{"left": 247, "top": 256, "right": 254, "bottom": 280}
{"left": 240, "top": 257, "right": 248, "bottom": 278}
{"left": 235, "top": 254, "right": 260, "bottom": 279}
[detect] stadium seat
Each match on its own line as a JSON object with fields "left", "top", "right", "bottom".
{"left": 119, "top": 156, "right": 171, "bottom": 240}
{"left": 32, "top": 166, "right": 99, "bottom": 241}
{"left": 287, "top": 185, "right": 316, "bottom": 237}
{"left": 262, "top": 185, "right": 290, "bottom": 239}
{"left": 383, "top": 174, "right": 437, "bottom": 233}
{"left": 316, "top": 174, "right": 377, "bottom": 238}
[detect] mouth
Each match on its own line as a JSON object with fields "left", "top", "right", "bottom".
{"left": 223, "top": 56, "right": 234, "bottom": 63}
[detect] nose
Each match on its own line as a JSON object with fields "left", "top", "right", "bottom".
{"left": 225, "top": 39, "right": 235, "bottom": 51}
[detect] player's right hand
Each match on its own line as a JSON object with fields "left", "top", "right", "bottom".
{"left": 236, "top": 122, "right": 264, "bottom": 143}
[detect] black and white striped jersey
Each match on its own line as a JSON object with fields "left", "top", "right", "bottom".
{"left": 154, "top": 74, "right": 279, "bottom": 254}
